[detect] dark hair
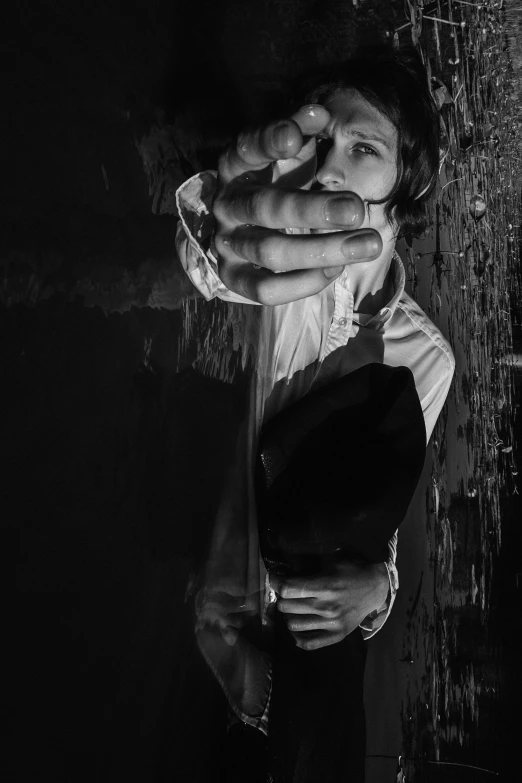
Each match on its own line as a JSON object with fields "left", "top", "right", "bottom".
{"left": 301, "top": 45, "right": 440, "bottom": 237}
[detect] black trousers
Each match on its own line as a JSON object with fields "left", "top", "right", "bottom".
{"left": 267, "top": 610, "right": 367, "bottom": 783}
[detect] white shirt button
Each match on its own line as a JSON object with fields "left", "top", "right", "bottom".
{"left": 338, "top": 317, "right": 348, "bottom": 327}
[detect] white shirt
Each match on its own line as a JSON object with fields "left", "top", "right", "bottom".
{"left": 175, "top": 171, "right": 455, "bottom": 731}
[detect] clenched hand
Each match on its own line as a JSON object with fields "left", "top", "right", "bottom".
{"left": 270, "top": 560, "right": 390, "bottom": 651}
{"left": 213, "top": 105, "right": 383, "bottom": 305}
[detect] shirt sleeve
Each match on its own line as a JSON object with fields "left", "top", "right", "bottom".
{"left": 359, "top": 530, "right": 399, "bottom": 640}
{"left": 175, "top": 171, "right": 261, "bottom": 305}
{"left": 396, "top": 292, "right": 456, "bottom": 444}
{"left": 421, "top": 349, "right": 455, "bottom": 442}
{"left": 358, "top": 335, "right": 455, "bottom": 639}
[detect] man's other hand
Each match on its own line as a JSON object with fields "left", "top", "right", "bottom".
{"left": 212, "top": 105, "right": 383, "bottom": 305}
{"left": 270, "top": 560, "right": 389, "bottom": 651}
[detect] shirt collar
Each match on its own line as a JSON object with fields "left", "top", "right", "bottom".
{"left": 355, "top": 251, "right": 405, "bottom": 330}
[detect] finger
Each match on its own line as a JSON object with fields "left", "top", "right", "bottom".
{"left": 277, "top": 599, "right": 333, "bottom": 618}
{"left": 220, "top": 107, "right": 329, "bottom": 185}
{"left": 272, "top": 106, "right": 330, "bottom": 189}
{"left": 283, "top": 613, "right": 339, "bottom": 633}
{"left": 216, "top": 256, "right": 343, "bottom": 305}
{"left": 292, "top": 630, "right": 346, "bottom": 651}
{"left": 290, "top": 104, "right": 331, "bottom": 137}
{"left": 223, "top": 226, "right": 382, "bottom": 272}
{"left": 214, "top": 187, "right": 366, "bottom": 231}
{"left": 220, "top": 120, "right": 304, "bottom": 183}
{"left": 271, "top": 576, "right": 324, "bottom": 600}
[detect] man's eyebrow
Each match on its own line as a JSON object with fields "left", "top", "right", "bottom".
{"left": 343, "top": 127, "right": 393, "bottom": 151}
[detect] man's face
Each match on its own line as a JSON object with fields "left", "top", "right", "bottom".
{"left": 314, "top": 88, "right": 399, "bottom": 236}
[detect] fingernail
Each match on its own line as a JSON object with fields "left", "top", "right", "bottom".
{"left": 302, "top": 104, "right": 322, "bottom": 117}
{"left": 342, "top": 234, "right": 381, "bottom": 261}
{"left": 324, "top": 265, "right": 344, "bottom": 279}
{"left": 273, "top": 123, "right": 291, "bottom": 152}
{"left": 325, "top": 198, "right": 361, "bottom": 226}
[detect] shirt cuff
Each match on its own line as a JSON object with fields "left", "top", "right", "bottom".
{"left": 359, "top": 558, "right": 399, "bottom": 640}
{"left": 175, "top": 172, "right": 261, "bottom": 305}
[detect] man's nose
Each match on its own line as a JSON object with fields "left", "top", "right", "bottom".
{"left": 315, "top": 145, "right": 345, "bottom": 190}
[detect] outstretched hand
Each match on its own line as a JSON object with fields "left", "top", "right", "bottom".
{"left": 213, "top": 105, "right": 383, "bottom": 305}
{"left": 270, "top": 560, "right": 390, "bottom": 651}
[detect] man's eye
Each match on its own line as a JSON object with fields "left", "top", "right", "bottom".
{"left": 355, "top": 144, "right": 377, "bottom": 156}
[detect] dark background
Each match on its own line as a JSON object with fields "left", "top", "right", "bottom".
{"left": 4, "top": 2, "right": 521, "bottom": 781}
{"left": 3, "top": 2, "right": 397, "bottom": 780}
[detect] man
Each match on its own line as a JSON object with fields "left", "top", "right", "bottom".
{"left": 175, "top": 46, "right": 455, "bottom": 780}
